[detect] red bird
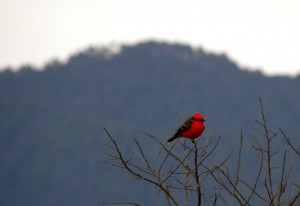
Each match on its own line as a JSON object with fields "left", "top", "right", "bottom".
{"left": 167, "top": 113, "right": 206, "bottom": 142}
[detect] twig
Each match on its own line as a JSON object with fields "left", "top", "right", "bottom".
{"left": 235, "top": 129, "right": 243, "bottom": 193}
{"left": 259, "top": 97, "right": 274, "bottom": 202}
{"left": 141, "top": 131, "right": 192, "bottom": 173}
{"left": 206, "top": 165, "right": 245, "bottom": 205}
{"left": 183, "top": 140, "right": 189, "bottom": 206}
{"left": 104, "top": 128, "right": 179, "bottom": 206}
{"left": 134, "top": 139, "right": 154, "bottom": 174}
{"left": 278, "top": 127, "right": 300, "bottom": 156}
{"left": 244, "top": 142, "right": 265, "bottom": 205}
{"left": 287, "top": 190, "right": 300, "bottom": 206}
{"left": 192, "top": 140, "right": 202, "bottom": 206}
{"left": 197, "top": 136, "right": 221, "bottom": 167}
{"left": 276, "top": 150, "right": 287, "bottom": 204}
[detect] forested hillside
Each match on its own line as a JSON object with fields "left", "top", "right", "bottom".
{"left": 0, "top": 41, "right": 299, "bottom": 205}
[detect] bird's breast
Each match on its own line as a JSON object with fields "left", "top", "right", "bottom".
{"left": 181, "top": 121, "right": 205, "bottom": 139}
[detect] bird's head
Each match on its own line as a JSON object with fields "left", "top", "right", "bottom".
{"left": 193, "top": 113, "right": 205, "bottom": 122}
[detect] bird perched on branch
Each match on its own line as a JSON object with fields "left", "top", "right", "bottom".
{"left": 167, "top": 113, "right": 206, "bottom": 142}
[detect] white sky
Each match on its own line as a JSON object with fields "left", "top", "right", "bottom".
{"left": 0, "top": 0, "right": 300, "bottom": 76}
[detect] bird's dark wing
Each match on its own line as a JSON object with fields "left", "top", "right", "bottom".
{"left": 167, "top": 116, "right": 194, "bottom": 142}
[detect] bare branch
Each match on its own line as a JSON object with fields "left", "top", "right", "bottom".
{"left": 133, "top": 139, "right": 154, "bottom": 174}
{"left": 287, "top": 190, "right": 300, "bottom": 206}
{"left": 240, "top": 180, "right": 269, "bottom": 203}
{"left": 183, "top": 141, "right": 190, "bottom": 206}
{"left": 104, "top": 128, "right": 179, "bottom": 206}
{"left": 141, "top": 131, "right": 192, "bottom": 173}
{"left": 278, "top": 127, "right": 300, "bottom": 156}
{"left": 276, "top": 150, "right": 287, "bottom": 204}
{"left": 161, "top": 146, "right": 192, "bottom": 183}
{"left": 192, "top": 140, "right": 202, "bottom": 206}
{"left": 197, "top": 135, "right": 221, "bottom": 167}
{"left": 259, "top": 97, "right": 274, "bottom": 201}
{"left": 235, "top": 129, "right": 244, "bottom": 193}
{"left": 244, "top": 140, "right": 264, "bottom": 205}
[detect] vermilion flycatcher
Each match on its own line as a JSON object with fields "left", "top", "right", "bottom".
{"left": 167, "top": 113, "right": 206, "bottom": 142}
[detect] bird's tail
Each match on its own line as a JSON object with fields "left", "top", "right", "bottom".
{"left": 167, "top": 135, "right": 178, "bottom": 142}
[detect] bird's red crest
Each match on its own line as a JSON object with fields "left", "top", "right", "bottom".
{"left": 193, "top": 113, "right": 205, "bottom": 121}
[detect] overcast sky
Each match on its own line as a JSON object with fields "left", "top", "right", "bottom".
{"left": 1, "top": 0, "right": 300, "bottom": 76}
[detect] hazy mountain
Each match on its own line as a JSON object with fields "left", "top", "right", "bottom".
{"left": 0, "top": 41, "right": 299, "bottom": 205}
